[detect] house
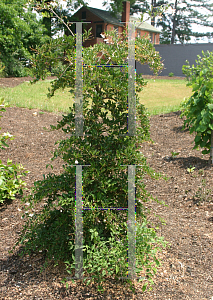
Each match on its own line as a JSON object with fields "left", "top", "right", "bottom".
{"left": 69, "top": 1, "right": 161, "bottom": 47}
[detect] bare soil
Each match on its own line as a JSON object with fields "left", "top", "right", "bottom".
{"left": 0, "top": 77, "right": 213, "bottom": 299}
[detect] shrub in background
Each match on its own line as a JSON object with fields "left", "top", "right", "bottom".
{"left": 12, "top": 26, "right": 168, "bottom": 292}
{"left": 180, "top": 51, "right": 213, "bottom": 163}
{"left": 2, "top": 57, "right": 30, "bottom": 78}
{"left": 50, "top": 61, "right": 64, "bottom": 77}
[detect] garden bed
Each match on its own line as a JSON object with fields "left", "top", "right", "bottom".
{"left": 0, "top": 79, "right": 212, "bottom": 299}
{"left": 0, "top": 75, "right": 184, "bottom": 89}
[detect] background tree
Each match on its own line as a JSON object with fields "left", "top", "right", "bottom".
{"left": 104, "top": 0, "right": 213, "bottom": 44}
{"left": 0, "top": 0, "right": 49, "bottom": 77}
{"left": 32, "top": 0, "right": 90, "bottom": 38}
{"left": 156, "top": 0, "right": 213, "bottom": 44}
{"left": 0, "top": 0, "right": 89, "bottom": 77}
{"left": 130, "top": 0, "right": 165, "bottom": 26}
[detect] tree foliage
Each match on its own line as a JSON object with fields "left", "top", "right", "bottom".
{"left": 31, "top": 0, "right": 90, "bottom": 38}
{"left": 156, "top": 0, "right": 213, "bottom": 44}
{"left": 106, "top": 0, "right": 213, "bottom": 44}
{"left": 0, "top": 0, "right": 49, "bottom": 76}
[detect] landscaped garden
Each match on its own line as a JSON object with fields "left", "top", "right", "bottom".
{"left": 1, "top": 0, "right": 213, "bottom": 298}
{"left": 1, "top": 20, "right": 213, "bottom": 299}
{"left": 0, "top": 72, "right": 213, "bottom": 299}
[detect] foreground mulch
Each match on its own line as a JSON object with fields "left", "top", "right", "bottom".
{"left": 0, "top": 77, "right": 213, "bottom": 299}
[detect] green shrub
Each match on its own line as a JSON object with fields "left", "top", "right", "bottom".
{"left": 0, "top": 99, "right": 29, "bottom": 203}
{"left": 0, "top": 159, "right": 28, "bottom": 203}
{"left": 51, "top": 61, "right": 65, "bottom": 76}
{"left": 63, "top": 218, "right": 166, "bottom": 289}
{"left": 180, "top": 51, "right": 213, "bottom": 161}
{"left": 2, "top": 56, "right": 29, "bottom": 77}
{"left": 168, "top": 72, "right": 174, "bottom": 77}
{"left": 12, "top": 28, "right": 168, "bottom": 292}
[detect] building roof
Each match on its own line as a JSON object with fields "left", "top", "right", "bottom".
{"left": 129, "top": 16, "right": 161, "bottom": 33}
{"left": 86, "top": 6, "right": 124, "bottom": 27}
{"left": 80, "top": 6, "right": 161, "bottom": 33}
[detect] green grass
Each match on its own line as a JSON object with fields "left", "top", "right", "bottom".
{"left": 0, "top": 80, "right": 75, "bottom": 113}
{"left": 138, "top": 78, "right": 192, "bottom": 115}
{"left": 0, "top": 78, "right": 193, "bottom": 116}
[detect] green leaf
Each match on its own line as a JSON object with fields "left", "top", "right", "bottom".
{"left": 202, "top": 149, "right": 209, "bottom": 154}
{"left": 207, "top": 103, "right": 213, "bottom": 110}
{"left": 194, "top": 135, "right": 201, "bottom": 143}
{"left": 196, "top": 124, "right": 207, "bottom": 132}
{"left": 115, "top": 265, "right": 119, "bottom": 274}
{"left": 202, "top": 135, "right": 209, "bottom": 143}
{"left": 142, "top": 282, "right": 148, "bottom": 292}
{"left": 209, "top": 124, "right": 213, "bottom": 130}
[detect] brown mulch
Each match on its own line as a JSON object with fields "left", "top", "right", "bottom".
{"left": 0, "top": 75, "right": 185, "bottom": 90}
{"left": 142, "top": 75, "right": 186, "bottom": 80}
{"left": 0, "top": 77, "right": 213, "bottom": 299}
{"left": 0, "top": 76, "right": 57, "bottom": 89}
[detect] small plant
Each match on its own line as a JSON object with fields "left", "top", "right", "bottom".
{"left": 194, "top": 178, "right": 212, "bottom": 204}
{"left": 187, "top": 165, "right": 195, "bottom": 173}
{"left": 168, "top": 72, "right": 174, "bottom": 77}
{"left": 0, "top": 159, "right": 29, "bottom": 203}
{"left": 198, "top": 169, "right": 204, "bottom": 176}
{"left": 61, "top": 219, "right": 168, "bottom": 292}
{"left": 0, "top": 99, "right": 29, "bottom": 203}
{"left": 171, "top": 151, "right": 179, "bottom": 158}
{"left": 0, "top": 99, "right": 14, "bottom": 150}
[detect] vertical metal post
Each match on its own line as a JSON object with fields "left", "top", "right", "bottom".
{"left": 128, "top": 22, "right": 136, "bottom": 136}
{"left": 127, "top": 165, "right": 136, "bottom": 279}
{"left": 75, "top": 165, "right": 83, "bottom": 279}
{"left": 73, "top": 21, "right": 138, "bottom": 281}
{"left": 127, "top": 22, "right": 136, "bottom": 279}
{"left": 75, "top": 22, "right": 83, "bottom": 136}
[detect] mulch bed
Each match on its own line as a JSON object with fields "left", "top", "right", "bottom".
{"left": 0, "top": 77, "right": 213, "bottom": 299}
{"left": 0, "top": 76, "right": 57, "bottom": 89}
{"left": 0, "top": 75, "right": 185, "bottom": 89}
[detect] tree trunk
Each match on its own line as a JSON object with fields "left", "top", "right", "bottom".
{"left": 171, "top": 0, "right": 177, "bottom": 44}
{"left": 151, "top": 0, "right": 156, "bottom": 27}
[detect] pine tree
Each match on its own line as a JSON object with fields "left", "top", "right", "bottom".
{"left": 106, "top": 0, "right": 213, "bottom": 44}
{"left": 156, "top": 0, "right": 213, "bottom": 44}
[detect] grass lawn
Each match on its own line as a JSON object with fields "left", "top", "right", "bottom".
{"left": 138, "top": 78, "right": 192, "bottom": 115}
{"left": 0, "top": 80, "right": 74, "bottom": 113}
{"left": 0, "top": 78, "right": 193, "bottom": 116}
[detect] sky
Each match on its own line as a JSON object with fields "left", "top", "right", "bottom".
{"left": 83, "top": 0, "right": 213, "bottom": 43}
